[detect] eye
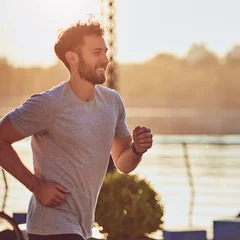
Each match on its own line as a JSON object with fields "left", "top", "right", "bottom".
{"left": 93, "top": 52, "right": 100, "bottom": 56}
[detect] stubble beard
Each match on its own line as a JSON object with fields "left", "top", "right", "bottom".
{"left": 77, "top": 56, "right": 106, "bottom": 85}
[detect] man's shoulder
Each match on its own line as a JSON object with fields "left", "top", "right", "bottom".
{"left": 44, "top": 81, "right": 67, "bottom": 98}
{"left": 26, "top": 81, "right": 68, "bottom": 113}
{"left": 96, "top": 85, "right": 120, "bottom": 98}
{"left": 36, "top": 81, "right": 67, "bottom": 104}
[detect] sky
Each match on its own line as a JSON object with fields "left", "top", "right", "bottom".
{"left": 0, "top": 0, "right": 239, "bottom": 67}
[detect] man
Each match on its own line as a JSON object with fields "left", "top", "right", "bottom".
{"left": 0, "top": 18, "right": 153, "bottom": 240}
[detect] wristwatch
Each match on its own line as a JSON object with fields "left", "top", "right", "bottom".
{"left": 132, "top": 143, "right": 147, "bottom": 156}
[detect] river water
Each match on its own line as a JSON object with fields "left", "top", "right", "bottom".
{"left": 0, "top": 135, "right": 240, "bottom": 239}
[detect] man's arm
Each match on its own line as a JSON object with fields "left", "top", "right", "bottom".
{"left": 0, "top": 116, "right": 69, "bottom": 207}
{"left": 111, "top": 126, "right": 153, "bottom": 174}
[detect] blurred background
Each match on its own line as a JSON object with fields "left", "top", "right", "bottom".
{"left": 1, "top": 0, "right": 240, "bottom": 133}
{"left": 0, "top": 0, "right": 240, "bottom": 239}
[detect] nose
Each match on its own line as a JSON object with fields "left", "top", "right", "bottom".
{"left": 102, "top": 53, "right": 109, "bottom": 65}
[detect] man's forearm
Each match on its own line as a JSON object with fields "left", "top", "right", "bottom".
{"left": 0, "top": 140, "right": 41, "bottom": 192}
{"left": 115, "top": 145, "right": 143, "bottom": 174}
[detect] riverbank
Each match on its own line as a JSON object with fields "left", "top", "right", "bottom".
{"left": 1, "top": 106, "right": 240, "bottom": 135}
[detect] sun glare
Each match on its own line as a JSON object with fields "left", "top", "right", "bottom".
{"left": 43, "top": 0, "right": 101, "bottom": 27}
{"left": 2, "top": 0, "right": 101, "bottom": 67}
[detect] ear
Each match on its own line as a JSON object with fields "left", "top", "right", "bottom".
{"left": 65, "top": 51, "right": 78, "bottom": 67}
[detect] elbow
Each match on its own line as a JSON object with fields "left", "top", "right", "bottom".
{"left": 120, "top": 170, "right": 130, "bottom": 175}
{"left": 117, "top": 165, "right": 133, "bottom": 175}
{"left": 0, "top": 138, "right": 6, "bottom": 149}
{"left": 122, "top": 170, "right": 132, "bottom": 174}
{"left": 0, "top": 138, "right": 10, "bottom": 148}
{"left": 114, "top": 157, "right": 135, "bottom": 174}
{"left": 0, "top": 139, "right": 6, "bottom": 166}
{"left": 0, "top": 139, "right": 11, "bottom": 163}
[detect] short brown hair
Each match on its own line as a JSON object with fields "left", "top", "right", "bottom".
{"left": 54, "top": 17, "right": 105, "bottom": 71}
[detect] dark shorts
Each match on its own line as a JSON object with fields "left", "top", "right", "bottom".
{"left": 28, "top": 233, "right": 85, "bottom": 240}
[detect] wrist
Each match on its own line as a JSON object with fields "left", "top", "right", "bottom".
{"left": 132, "top": 143, "right": 147, "bottom": 156}
{"left": 30, "top": 176, "right": 44, "bottom": 194}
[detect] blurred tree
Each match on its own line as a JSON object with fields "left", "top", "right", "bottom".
{"left": 225, "top": 44, "right": 240, "bottom": 66}
{"left": 2, "top": 42, "right": 240, "bottom": 111}
{"left": 185, "top": 43, "right": 219, "bottom": 66}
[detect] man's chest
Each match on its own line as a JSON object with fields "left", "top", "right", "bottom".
{"left": 50, "top": 104, "right": 118, "bottom": 147}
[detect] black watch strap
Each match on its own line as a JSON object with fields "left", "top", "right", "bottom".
{"left": 132, "top": 143, "right": 146, "bottom": 156}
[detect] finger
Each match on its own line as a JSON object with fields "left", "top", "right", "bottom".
{"left": 135, "top": 137, "right": 152, "bottom": 145}
{"left": 134, "top": 139, "right": 152, "bottom": 148}
{"left": 53, "top": 198, "right": 63, "bottom": 205}
{"left": 133, "top": 129, "right": 139, "bottom": 138}
{"left": 137, "top": 132, "right": 153, "bottom": 140}
{"left": 135, "top": 127, "right": 150, "bottom": 136}
{"left": 134, "top": 126, "right": 141, "bottom": 131}
{"left": 56, "top": 191, "right": 67, "bottom": 201}
{"left": 47, "top": 202, "right": 60, "bottom": 207}
{"left": 49, "top": 197, "right": 63, "bottom": 205}
{"left": 138, "top": 138, "right": 153, "bottom": 144}
{"left": 133, "top": 126, "right": 141, "bottom": 135}
{"left": 55, "top": 184, "right": 70, "bottom": 193}
{"left": 138, "top": 143, "right": 152, "bottom": 149}
{"left": 141, "top": 127, "right": 150, "bottom": 132}
{"left": 135, "top": 128, "right": 145, "bottom": 136}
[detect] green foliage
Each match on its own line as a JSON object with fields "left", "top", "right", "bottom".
{"left": 95, "top": 172, "right": 164, "bottom": 240}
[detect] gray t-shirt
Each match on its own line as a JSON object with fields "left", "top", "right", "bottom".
{"left": 8, "top": 81, "right": 130, "bottom": 239}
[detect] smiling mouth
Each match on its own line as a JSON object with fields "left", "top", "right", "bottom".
{"left": 96, "top": 67, "right": 106, "bottom": 73}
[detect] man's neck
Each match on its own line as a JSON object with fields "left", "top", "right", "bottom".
{"left": 68, "top": 75, "right": 95, "bottom": 102}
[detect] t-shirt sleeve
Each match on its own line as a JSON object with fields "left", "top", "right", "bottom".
{"left": 8, "top": 93, "right": 51, "bottom": 137}
{"left": 115, "top": 94, "right": 131, "bottom": 138}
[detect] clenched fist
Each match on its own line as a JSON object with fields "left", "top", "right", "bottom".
{"left": 132, "top": 126, "right": 153, "bottom": 154}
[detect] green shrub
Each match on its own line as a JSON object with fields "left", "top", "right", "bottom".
{"left": 95, "top": 172, "right": 164, "bottom": 240}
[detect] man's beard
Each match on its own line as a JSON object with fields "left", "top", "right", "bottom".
{"left": 77, "top": 55, "right": 106, "bottom": 85}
